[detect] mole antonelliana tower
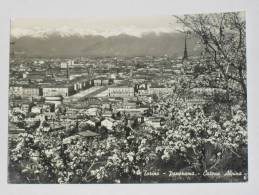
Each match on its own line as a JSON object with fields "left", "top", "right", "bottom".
{"left": 182, "top": 35, "right": 188, "bottom": 62}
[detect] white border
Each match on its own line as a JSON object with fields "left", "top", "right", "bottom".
{"left": 1, "top": 0, "right": 259, "bottom": 195}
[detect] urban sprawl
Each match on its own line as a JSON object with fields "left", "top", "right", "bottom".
{"left": 8, "top": 13, "right": 247, "bottom": 183}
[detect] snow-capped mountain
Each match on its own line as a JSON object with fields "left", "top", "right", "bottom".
{"left": 11, "top": 25, "right": 176, "bottom": 39}
{"left": 11, "top": 31, "right": 200, "bottom": 57}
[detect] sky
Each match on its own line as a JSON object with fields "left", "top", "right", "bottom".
{"left": 10, "top": 16, "right": 178, "bottom": 38}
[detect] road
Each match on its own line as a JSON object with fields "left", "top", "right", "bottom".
{"left": 70, "top": 86, "right": 103, "bottom": 98}
{"left": 86, "top": 86, "right": 108, "bottom": 97}
{"left": 65, "top": 86, "right": 108, "bottom": 102}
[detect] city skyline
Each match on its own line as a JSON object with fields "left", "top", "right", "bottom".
{"left": 8, "top": 12, "right": 248, "bottom": 184}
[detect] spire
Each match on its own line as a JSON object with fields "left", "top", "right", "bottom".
{"left": 182, "top": 35, "right": 188, "bottom": 62}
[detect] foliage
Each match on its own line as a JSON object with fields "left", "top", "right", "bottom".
{"left": 9, "top": 94, "right": 247, "bottom": 183}
{"left": 175, "top": 12, "right": 247, "bottom": 104}
{"left": 9, "top": 12, "right": 248, "bottom": 182}
{"left": 156, "top": 103, "right": 247, "bottom": 177}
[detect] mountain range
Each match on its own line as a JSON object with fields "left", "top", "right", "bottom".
{"left": 11, "top": 32, "right": 200, "bottom": 57}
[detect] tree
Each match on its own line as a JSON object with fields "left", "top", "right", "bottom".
{"left": 9, "top": 126, "right": 104, "bottom": 184}
{"left": 156, "top": 100, "right": 247, "bottom": 180}
{"left": 175, "top": 12, "right": 247, "bottom": 106}
{"left": 90, "top": 125, "right": 160, "bottom": 183}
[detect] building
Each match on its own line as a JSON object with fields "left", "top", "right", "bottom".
{"left": 77, "top": 130, "right": 100, "bottom": 140}
{"left": 101, "top": 79, "right": 110, "bottom": 85}
{"left": 62, "top": 130, "right": 100, "bottom": 144}
{"left": 26, "top": 72, "right": 46, "bottom": 82}
{"left": 42, "top": 103, "right": 55, "bottom": 113}
{"left": 60, "top": 62, "right": 68, "bottom": 69}
{"left": 31, "top": 105, "right": 42, "bottom": 114}
{"left": 21, "top": 103, "right": 30, "bottom": 113}
{"left": 101, "top": 118, "right": 115, "bottom": 131}
{"left": 113, "top": 78, "right": 124, "bottom": 84}
{"left": 86, "top": 108, "right": 100, "bottom": 117}
{"left": 121, "top": 101, "right": 138, "bottom": 109}
{"left": 108, "top": 86, "right": 135, "bottom": 97}
{"left": 93, "top": 77, "right": 112, "bottom": 86}
{"left": 102, "top": 110, "right": 113, "bottom": 118}
{"left": 9, "top": 123, "right": 26, "bottom": 141}
{"left": 9, "top": 86, "right": 23, "bottom": 97}
{"left": 9, "top": 85, "right": 41, "bottom": 98}
{"left": 148, "top": 85, "right": 174, "bottom": 96}
{"left": 93, "top": 79, "right": 102, "bottom": 86}
{"left": 145, "top": 117, "right": 162, "bottom": 128}
{"left": 115, "top": 107, "right": 148, "bottom": 115}
{"left": 185, "top": 98, "right": 211, "bottom": 106}
{"left": 22, "top": 86, "right": 41, "bottom": 97}
{"left": 135, "top": 83, "right": 150, "bottom": 96}
{"left": 45, "top": 96, "right": 63, "bottom": 107}
{"left": 41, "top": 82, "right": 75, "bottom": 97}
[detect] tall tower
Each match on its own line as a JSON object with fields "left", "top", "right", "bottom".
{"left": 10, "top": 41, "right": 15, "bottom": 58}
{"left": 182, "top": 35, "right": 188, "bottom": 62}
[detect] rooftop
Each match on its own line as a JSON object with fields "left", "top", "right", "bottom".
{"left": 77, "top": 130, "right": 100, "bottom": 137}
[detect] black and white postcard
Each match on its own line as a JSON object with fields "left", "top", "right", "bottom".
{"left": 1, "top": 0, "right": 259, "bottom": 195}
{"left": 8, "top": 11, "right": 248, "bottom": 184}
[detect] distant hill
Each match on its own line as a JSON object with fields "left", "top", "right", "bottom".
{"left": 11, "top": 32, "right": 200, "bottom": 57}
